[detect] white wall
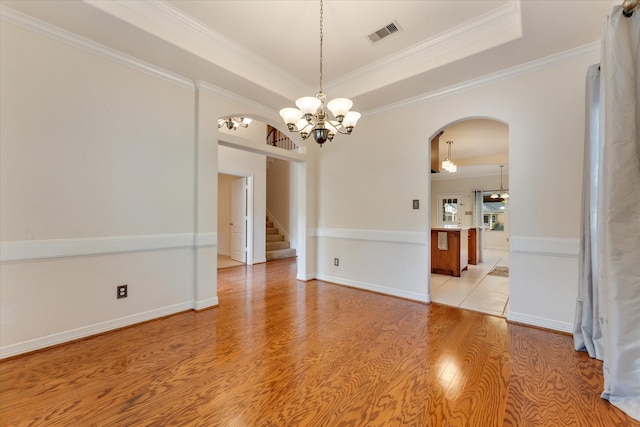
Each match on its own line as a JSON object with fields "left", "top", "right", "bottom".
{"left": 1, "top": 7, "right": 598, "bottom": 360}
{"left": 0, "top": 21, "right": 199, "bottom": 356}
{"left": 315, "top": 47, "right": 597, "bottom": 332}
{"left": 0, "top": 16, "right": 292, "bottom": 358}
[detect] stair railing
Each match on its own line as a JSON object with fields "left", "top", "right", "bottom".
{"left": 267, "top": 126, "right": 299, "bottom": 152}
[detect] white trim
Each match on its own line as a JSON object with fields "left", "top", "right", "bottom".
{"left": 510, "top": 236, "right": 579, "bottom": 257}
{"left": 365, "top": 42, "right": 600, "bottom": 117}
{"left": 316, "top": 274, "right": 430, "bottom": 303}
{"left": 0, "top": 5, "right": 194, "bottom": 90}
{"left": 197, "top": 80, "right": 275, "bottom": 118}
{"left": 507, "top": 311, "right": 573, "bottom": 334}
{"left": 316, "top": 228, "right": 428, "bottom": 245}
{"left": 193, "top": 297, "right": 219, "bottom": 311}
{"left": 83, "top": 0, "right": 309, "bottom": 100}
{"left": 195, "top": 232, "right": 217, "bottom": 247}
{"left": 0, "top": 301, "right": 193, "bottom": 359}
{"left": 297, "top": 272, "right": 316, "bottom": 281}
{"left": 0, "top": 233, "right": 216, "bottom": 263}
{"left": 328, "top": 0, "right": 522, "bottom": 99}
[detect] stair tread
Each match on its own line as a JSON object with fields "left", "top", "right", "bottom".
{"left": 267, "top": 241, "right": 290, "bottom": 250}
{"left": 266, "top": 247, "right": 296, "bottom": 261}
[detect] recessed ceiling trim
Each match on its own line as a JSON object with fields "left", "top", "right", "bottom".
{"left": 364, "top": 41, "right": 600, "bottom": 117}
{"left": 83, "top": 0, "right": 313, "bottom": 100}
{"left": 0, "top": 5, "right": 194, "bottom": 89}
{"left": 325, "top": 0, "right": 523, "bottom": 98}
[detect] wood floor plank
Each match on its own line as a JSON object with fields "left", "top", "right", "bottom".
{"left": 1, "top": 258, "right": 638, "bottom": 426}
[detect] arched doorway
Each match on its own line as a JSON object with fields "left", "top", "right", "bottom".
{"left": 429, "top": 118, "right": 510, "bottom": 317}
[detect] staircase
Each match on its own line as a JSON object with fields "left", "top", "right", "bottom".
{"left": 266, "top": 217, "right": 296, "bottom": 261}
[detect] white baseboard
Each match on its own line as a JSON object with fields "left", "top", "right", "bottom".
{"left": 0, "top": 301, "right": 193, "bottom": 359}
{"left": 507, "top": 311, "right": 573, "bottom": 334}
{"left": 193, "top": 297, "right": 219, "bottom": 311}
{"left": 315, "top": 274, "right": 430, "bottom": 303}
{"left": 297, "top": 272, "right": 316, "bottom": 281}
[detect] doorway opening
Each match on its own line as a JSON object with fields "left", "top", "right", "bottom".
{"left": 216, "top": 116, "right": 307, "bottom": 279}
{"left": 428, "top": 117, "right": 510, "bottom": 317}
{"left": 217, "top": 172, "right": 253, "bottom": 269}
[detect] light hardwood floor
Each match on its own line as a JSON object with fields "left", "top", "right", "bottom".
{"left": 1, "top": 258, "right": 637, "bottom": 426}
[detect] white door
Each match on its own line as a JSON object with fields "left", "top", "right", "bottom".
{"left": 230, "top": 177, "right": 247, "bottom": 263}
{"left": 438, "top": 193, "right": 463, "bottom": 227}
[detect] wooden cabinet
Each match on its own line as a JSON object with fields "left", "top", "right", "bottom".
{"left": 468, "top": 227, "right": 483, "bottom": 265}
{"left": 431, "top": 228, "right": 468, "bottom": 277}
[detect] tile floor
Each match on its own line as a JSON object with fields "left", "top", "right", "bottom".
{"left": 431, "top": 248, "right": 509, "bottom": 317}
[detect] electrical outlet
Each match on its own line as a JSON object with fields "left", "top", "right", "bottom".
{"left": 334, "top": 258, "right": 339, "bottom": 266}
{"left": 117, "top": 285, "right": 128, "bottom": 299}
{"left": 413, "top": 199, "right": 419, "bottom": 209}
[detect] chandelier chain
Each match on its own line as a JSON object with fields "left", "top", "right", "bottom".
{"left": 319, "top": 0, "right": 324, "bottom": 93}
{"left": 278, "top": 0, "right": 360, "bottom": 146}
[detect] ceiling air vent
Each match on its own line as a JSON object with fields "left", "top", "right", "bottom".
{"left": 367, "top": 20, "right": 401, "bottom": 44}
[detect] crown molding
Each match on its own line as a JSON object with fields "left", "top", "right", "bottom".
{"left": 0, "top": 5, "right": 194, "bottom": 90}
{"left": 83, "top": 0, "right": 311, "bottom": 101}
{"left": 365, "top": 41, "right": 600, "bottom": 117}
{"left": 327, "top": 0, "right": 523, "bottom": 99}
{"left": 197, "top": 80, "right": 276, "bottom": 119}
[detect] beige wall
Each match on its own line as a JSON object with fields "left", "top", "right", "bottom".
{"left": 217, "top": 174, "right": 234, "bottom": 256}
{"left": 266, "top": 158, "right": 292, "bottom": 240}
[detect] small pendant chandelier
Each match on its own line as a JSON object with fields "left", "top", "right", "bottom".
{"left": 490, "top": 165, "right": 509, "bottom": 199}
{"left": 441, "top": 140, "right": 457, "bottom": 173}
{"left": 279, "top": 0, "right": 361, "bottom": 147}
{"left": 218, "top": 116, "right": 252, "bottom": 131}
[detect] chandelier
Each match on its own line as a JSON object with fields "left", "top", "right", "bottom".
{"left": 218, "top": 117, "right": 252, "bottom": 131}
{"left": 279, "top": 0, "right": 361, "bottom": 147}
{"left": 490, "top": 165, "right": 509, "bottom": 199}
{"left": 441, "top": 141, "right": 457, "bottom": 173}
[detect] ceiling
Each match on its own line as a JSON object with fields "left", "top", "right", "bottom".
{"left": 1, "top": 0, "right": 612, "bottom": 113}
{"left": 1, "top": 0, "right": 613, "bottom": 175}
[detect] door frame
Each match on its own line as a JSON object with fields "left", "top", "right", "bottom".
{"left": 219, "top": 171, "right": 254, "bottom": 265}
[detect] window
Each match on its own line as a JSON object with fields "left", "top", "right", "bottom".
{"left": 438, "top": 193, "right": 462, "bottom": 227}
{"left": 481, "top": 191, "right": 507, "bottom": 231}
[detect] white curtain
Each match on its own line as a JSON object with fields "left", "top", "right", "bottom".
{"left": 574, "top": 5, "right": 640, "bottom": 421}
{"left": 473, "top": 190, "right": 483, "bottom": 227}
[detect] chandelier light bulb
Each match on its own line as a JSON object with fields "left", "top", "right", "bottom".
{"left": 295, "top": 96, "right": 322, "bottom": 116}
{"left": 326, "top": 98, "right": 353, "bottom": 120}
{"left": 279, "top": 108, "right": 303, "bottom": 129}
{"left": 342, "top": 111, "right": 361, "bottom": 130}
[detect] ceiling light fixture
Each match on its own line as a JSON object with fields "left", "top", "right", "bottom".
{"left": 490, "top": 165, "right": 509, "bottom": 199}
{"left": 279, "top": 0, "right": 361, "bottom": 147}
{"left": 441, "top": 140, "right": 457, "bottom": 173}
{"left": 218, "top": 117, "right": 252, "bottom": 131}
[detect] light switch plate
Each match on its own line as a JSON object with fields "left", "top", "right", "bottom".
{"left": 413, "top": 199, "right": 419, "bottom": 209}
